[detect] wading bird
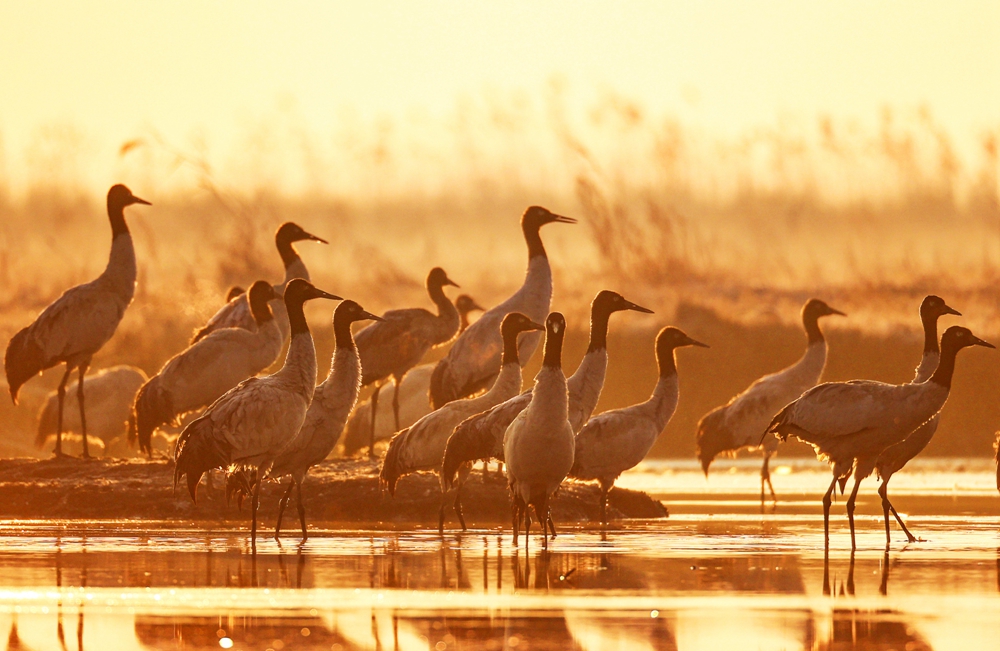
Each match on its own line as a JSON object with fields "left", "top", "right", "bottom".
{"left": 5, "top": 184, "right": 151, "bottom": 458}
{"left": 572, "top": 327, "right": 708, "bottom": 525}
{"left": 228, "top": 300, "right": 381, "bottom": 539}
{"left": 191, "top": 222, "right": 327, "bottom": 343}
{"left": 37, "top": 365, "right": 148, "bottom": 456}
{"left": 380, "top": 313, "right": 545, "bottom": 499}
{"left": 696, "top": 299, "right": 845, "bottom": 504}
{"left": 341, "top": 294, "right": 485, "bottom": 456}
{"left": 505, "top": 313, "right": 573, "bottom": 549}
{"left": 174, "top": 279, "right": 341, "bottom": 549}
{"left": 439, "top": 290, "right": 652, "bottom": 531}
{"left": 132, "top": 281, "right": 284, "bottom": 456}
{"left": 767, "top": 326, "right": 994, "bottom": 550}
{"left": 354, "top": 268, "right": 461, "bottom": 457}
{"left": 429, "top": 207, "right": 575, "bottom": 409}
{"left": 873, "top": 295, "right": 961, "bottom": 544}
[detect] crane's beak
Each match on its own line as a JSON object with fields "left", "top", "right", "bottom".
{"left": 131, "top": 196, "right": 151, "bottom": 206}
{"left": 444, "top": 276, "right": 460, "bottom": 289}
{"left": 551, "top": 214, "right": 577, "bottom": 224}
{"left": 686, "top": 337, "right": 710, "bottom": 348}
{"left": 943, "top": 304, "right": 962, "bottom": 317}
{"left": 361, "top": 311, "right": 385, "bottom": 322}
{"left": 828, "top": 307, "right": 847, "bottom": 317}
{"left": 974, "top": 336, "right": 996, "bottom": 349}
{"left": 527, "top": 320, "right": 546, "bottom": 331}
{"left": 308, "top": 287, "right": 342, "bottom": 301}
{"left": 626, "top": 300, "right": 654, "bottom": 314}
{"left": 305, "top": 231, "right": 328, "bottom": 244}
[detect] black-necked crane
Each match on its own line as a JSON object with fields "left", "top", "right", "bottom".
{"left": 5, "top": 184, "right": 150, "bottom": 459}
{"left": 874, "top": 295, "right": 960, "bottom": 544}
{"left": 439, "top": 290, "right": 652, "bottom": 531}
{"left": 429, "top": 207, "right": 575, "bottom": 409}
{"left": 132, "top": 281, "right": 285, "bottom": 456}
{"left": 354, "top": 267, "right": 461, "bottom": 458}
{"left": 225, "top": 286, "right": 246, "bottom": 302}
{"left": 696, "top": 298, "right": 845, "bottom": 504}
{"left": 37, "top": 365, "right": 148, "bottom": 456}
{"left": 191, "top": 222, "right": 327, "bottom": 343}
{"left": 174, "top": 279, "right": 341, "bottom": 549}
{"left": 379, "top": 312, "right": 545, "bottom": 500}
{"left": 340, "top": 294, "right": 484, "bottom": 456}
{"left": 767, "top": 325, "right": 993, "bottom": 550}
{"left": 504, "top": 312, "right": 573, "bottom": 549}
{"left": 252, "top": 300, "right": 380, "bottom": 540}
{"left": 571, "top": 327, "right": 707, "bottom": 525}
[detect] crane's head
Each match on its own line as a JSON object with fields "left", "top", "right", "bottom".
{"left": 427, "top": 267, "right": 460, "bottom": 291}
{"left": 920, "top": 295, "right": 961, "bottom": 321}
{"left": 455, "top": 294, "right": 486, "bottom": 317}
{"left": 592, "top": 290, "right": 654, "bottom": 318}
{"left": 107, "top": 184, "right": 150, "bottom": 212}
{"left": 802, "top": 299, "right": 846, "bottom": 321}
{"left": 521, "top": 206, "right": 577, "bottom": 229}
{"left": 275, "top": 222, "right": 328, "bottom": 246}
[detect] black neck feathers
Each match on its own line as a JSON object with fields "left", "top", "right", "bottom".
{"left": 248, "top": 285, "right": 275, "bottom": 326}
{"left": 522, "top": 219, "right": 547, "bottom": 260}
{"left": 285, "top": 294, "right": 309, "bottom": 337}
{"left": 803, "top": 311, "right": 824, "bottom": 345}
{"left": 543, "top": 314, "right": 566, "bottom": 369}
{"left": 587, "top": 308, "right": 611, "bottom": 353}
{"left": 333, "top": 307, "right": 356, "bottom": 351}
{"left": 922, "top": 310, "right": 940, "bottom": 355}
{"left": 108, "top": 202, "right": 129, "bottom": 239}
{"left": 657, "top": 345, "right": 677, "bottom": 379}
{"left": 276, "top": 236, "right": 301, "bottom": 270}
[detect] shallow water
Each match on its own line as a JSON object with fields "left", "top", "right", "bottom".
{"left": 1, "top": 459, "right": 998, "bottom": 650}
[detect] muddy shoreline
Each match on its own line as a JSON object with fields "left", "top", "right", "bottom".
{"left": 0, "top": 458, "right": 667, "bottom": 525}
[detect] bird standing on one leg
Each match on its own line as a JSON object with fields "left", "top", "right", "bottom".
{"left": 5, "top": 184, "right": 150, "bottom": 459}
{"left": 572, "top": 327, "right": 707, "bottom": 527}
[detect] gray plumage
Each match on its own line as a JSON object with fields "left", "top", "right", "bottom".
{"left": 429, "top": 207, "right": 575, "bottom": 409}
{"left": 571, "top": 327, "right": 707, "bottom": 524}
{"left": 5, "top": 184, "right": 150, "bottom": 458}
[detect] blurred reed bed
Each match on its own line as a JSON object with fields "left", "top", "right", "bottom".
{"left": 0, "top": 90, "right": 997, "bottom": 456}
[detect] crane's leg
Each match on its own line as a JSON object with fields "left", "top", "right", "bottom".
{"left": 846, "top": 475, "right": 863, "bottom": 552}
{"left": 77, "top": 361, "right": 91, "bottom": 460}
{"left": 880, "top": 478, "right": 917, "bottom": 543}
{"left": 878, "top": 478, "right": 892, "bottom": 547}
{"left": 822, "top": 475, "right": 837, "bottom": 549}
{"left": 846, "top": 548, "right": 856, "bottom": 596}
{"left": 524, "top": 506, "right": 532, "bottom": 550}
{"left": 536, "top": 495, "right": 549, "bottom": 550}
{"left": 296, "top": 480, "right": 307, "bottom": 541}
{"left": 454, "top": 484, "right": 467, "bottom": 531}
{"left": 391, "top": 374, "right": 402, "bottom": 433}
{"left": 761, "top": 452, "right": 777, "bottom": 507}
{"left": 547, "top": 515, "right": 557, "bottom": 539}
{"left": 511, "top": 498, "right": 520, "bottom": 545}
{"left": 251, "top": 474, "right": 262, "bottom": 552}
{"left": 369, "top": 384, "right": 382, "bottom": 459}
{"left": 274, "top": 481, "right": 294, "bottom": 539}
{"left": 54, "top": 365, "right": 73, "bottom": 458}
{"left": 599, "top": 479, "right": 611, "bottom": 526}
{"left": 438, "top": 497, "right": 447, "bottom": 536}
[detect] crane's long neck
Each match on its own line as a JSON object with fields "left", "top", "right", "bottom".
{"left": 929, "top": 344, "right": 960, "bottom": 390}
{"left": 249, "top": 294, "right": 275, "bottom": 327}
{"left": 429, "top": 282, "right": 459, "bottom": 333}
{"left": 803, "top": 312, "right": 825, "bottom": 344}
{"left": 643, "top": 373, "right": 680, "bottom": 432}
{"left": 333, "top": 312, "right": 356, "bottom": 352}
{"left": 913, "top": 311, "right": 941, "bottom": 383}
{"left": 277, "top": 239, "right": 309, "bottom": 286}
{"left": 278, "top": 301, "right": 318, "bottom": 399}
{"left": 99, "top": 204, "right": 137, "bottom": 301}
{"left": 523, "top": 220, "right": 547, "bottom": 261}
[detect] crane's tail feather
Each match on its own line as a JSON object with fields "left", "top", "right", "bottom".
{"left": 4, "top": 326, "right": 48, "bottom": 405}
{"left": 379, "top": 429, "right": 409, "bottom": 497}
{"left": 429, "top": 359, "right": 451, "bottom": 410}
{"left": 132, "top": 376, "right": 174, "bottom": 455}
{"left": 173, "top": 417, "right": 228, "bottom": 503}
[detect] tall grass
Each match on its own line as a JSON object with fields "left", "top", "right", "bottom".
{"left": 0, "top": 91, "right": 998, "bottom": 456}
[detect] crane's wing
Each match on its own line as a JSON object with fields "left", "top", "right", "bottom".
{"left": 192, "top": 295, "right": 255, "bottom": 343}
{"left": 774, "top": 381, "right": 915, "bottom": 442}
{"left": 29, "top": 283, "right": 126, "bottom": 362}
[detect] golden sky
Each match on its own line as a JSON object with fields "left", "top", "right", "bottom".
{"left": 2, "top": 1, "right": 998, "bottom": 192}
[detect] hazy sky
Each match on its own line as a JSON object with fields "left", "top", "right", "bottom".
{"left": 2, "top": 1, "right": 998, "bottom": 192}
